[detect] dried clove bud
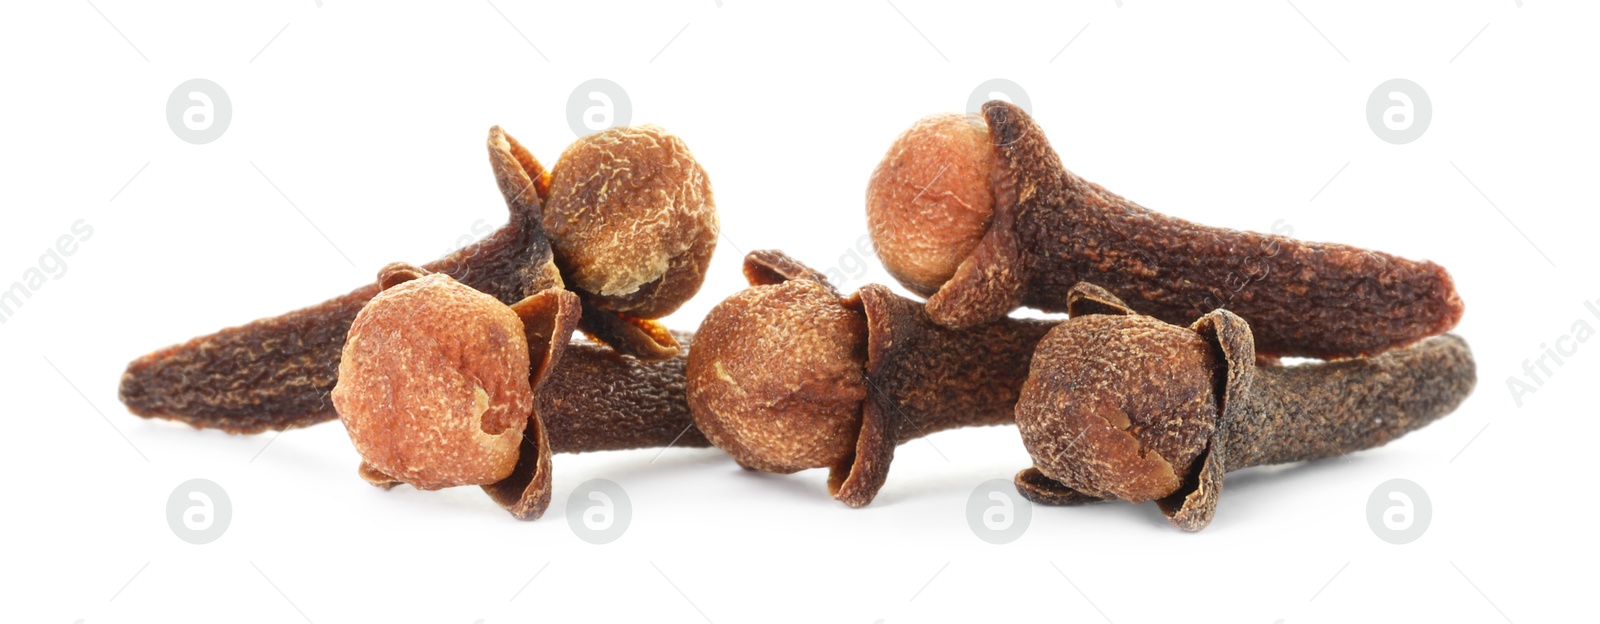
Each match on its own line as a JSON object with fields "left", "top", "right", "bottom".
{"left": 335, "top": 264, "right": 708, "bottom": 520}
{"left": 120, "top": 125, "right": 717, "bottom": 434}
{"left": 686, "top": 250, "right": 1055, "bottom": 507}
{"left": 333, "top": 264, "right": 535, "bottom": 490}
{"left": 867, "top": 101, "right": 1464, "bottom": 359}
{"left": 1012, "top": 283, "right": 1476, "bottom": 531}
{"left": 545, "top": 124, "right": 717, "bottom": 321}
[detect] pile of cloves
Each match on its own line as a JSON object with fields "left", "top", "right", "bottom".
{"left": 119, "top": 102, "right": 1476, "bottom": 531}
{"left": 123, "top": 123, "right": 716, "bottom": 520}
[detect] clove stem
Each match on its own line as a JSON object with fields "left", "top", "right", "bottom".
{"left": 540, "top": 333, "right": 711, "bottom": 454}
{"left": 1224, "top": 333, "right": 1475, "bottom": 469}
{"left": 858, "top": 286, "right": 1054, "bottom": 440}
{"left": 119, "top": 206, "right": 553, "bottom": 433}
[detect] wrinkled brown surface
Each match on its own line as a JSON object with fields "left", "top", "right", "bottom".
{"left": 118, "top": 190, "right": 557, "bottom": 434}
{"left": 1016, "top": 314, "right": 1218, "bottom": 502}
{"left": 830, "top": 380, "right": 895, "bottom": 508}
{"left": 867, "top": 113, "right": 995, "bottom": 295}
{"left": 1226, "top": 333, "right": 1477, "bottom": 469}
{"left": 690, "top": 250, "right": 1059, "bottom": 507}
{"left": 1017, "top": 290, "right": 1477, "bottom": 530}
{"left": 481, "top": 421, "right": 554, "bottom": 520}
{"left": 687, "top": 278, "right": 870, "bottom": 473}
{"left": 855, "top": 284, "right": 1055, "bottom": 439}
{"left": 487, "top": 330, "right": 709, "bottom": 522}
{"left": 743, "top": 249, "right": 837, "bottom": 290}
{"left": 118, "top": 124, "right": 719, "bottom": 433}
{"left": 545, "top": 124, "right": 718, "bottom": 319}
{"left": 332, "top": 272, "right": 534, "bottom": 490}
{"left": 1156, "top": 444, "right": 1225, "bottom": 532}
{"left": 479, "top": 287, "right": 582, "bottom": 520}
{"left": 827, "top": 284, "right": 1053, "bottom": 507}
{"left": 922, "top": 101, "right": 1463, "bottom": 359}
{"left": 542, "top": 332, "right": 711, "bottom": 454}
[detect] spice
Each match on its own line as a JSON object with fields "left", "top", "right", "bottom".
{"left": 867, "top": 101, "right": 1464, "bottom": 359}
{"left": 538, "top": 330, "right": 710, "bottom": 455}
{"left": 545, "top": 125, "right": 718, "bottom": 322}
{"left": 334, "top": 264, "right": 537, "bottom": 491}
{"left": 336, "top": 264, "right": 708, "bottom": 519}
{"left": 120, "top": 124, "right": 717, "bottom": 434}
{"left": 686, "top": 250, "right": 1054, "bottom": 507}
{"left": 1013, "top": 283, "right": 1476, "bottom": 531}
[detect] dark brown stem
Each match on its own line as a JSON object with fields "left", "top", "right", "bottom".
{"left": 833, "top": 287, "right": 1054, "bottom": 507}
{"left": 1224, "top": 333, "right": 1476, "bottom": 469}
{"left": 924, "top": 101, "right": 1463, "bottom": 359}
{"left": 540, "top": 333, "right": 711, "bottom": 454}
{"left": 856, "top": 286, "right": 1054, "bottom": 440}
{"left": 483, "top": 331, "right": 711, "bottom": 521}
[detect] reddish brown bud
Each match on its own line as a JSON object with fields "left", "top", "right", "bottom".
{"left": 545, "top": 124, "right": 718, "bottom": 319}
{"left": 332, "top": 266, "right": 534, "bottom": 490}
{"left": 686, "top": 276, "right": 868, "bottom": 474}
{"left": 867, "top": 113, "right": 995, "bottom": 295}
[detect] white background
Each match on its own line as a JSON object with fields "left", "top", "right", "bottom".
{"left": 2, "top": 1, "right": 1594, "bottom": 622}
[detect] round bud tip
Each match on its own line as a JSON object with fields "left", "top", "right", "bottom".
{"left": 544, "top": 124, "right": 718, "bottom": 318}
{"left": 866, "top": 112, "right": 995, "bottom": 296}
{"left": 686, "top": 279, "right": 869, "bottom": 474}
{"left": 1016, "top": 315, "right": 1219, "bottom": 502}
{"left": 333, "top": 273, "right": 534, "bottom": 490}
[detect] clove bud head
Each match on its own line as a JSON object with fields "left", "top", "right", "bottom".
{"left": 686, "top": 278, "right": 868, "bottom": 474}
{"left": 331, "top": 267, "right": 533, "bottom": 491}
{"left": 1016, "top": 314, "right": 1219, "bottom": 502}
{"left": 866, "top": 112, "right": 994, "bottom": 296}
{"left": 545, "top": 124, "right": 718, "bottom": 319}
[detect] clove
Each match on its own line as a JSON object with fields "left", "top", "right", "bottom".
{"left": 1012, "top": 283, "right": 1476, "bottom": 531}
{"left": 335, "top": 263, "right": 708, "bottom": 520}
{"left": 867, "top": 101, "right": 1463, "bottom": 359}
{"left": 120, "top": 124, "right": 717, "bottom": 433}
{"left": 686, "top": 250, "right": 1054, "bottom": 507}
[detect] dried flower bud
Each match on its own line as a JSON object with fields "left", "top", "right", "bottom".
{"left": 332, "top": 268, "right": 534, "bottom": 490}
{"left": 1013, "top": 283, "right": 1477, "bottom": 531}
{"left": 686, "top": 278, "right": 869, "bottom": 474}
{"left": 866, "top": 113, "right": 994, "bottom": 296}
{"left": 1016, "top": 314, "right": 1218, "bottom": 502}
{"left": 544, "top": 124, "right": 718, "bottom": 319}
{"left": 866, "top": 103, "right": 1464, "bottom": 360}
